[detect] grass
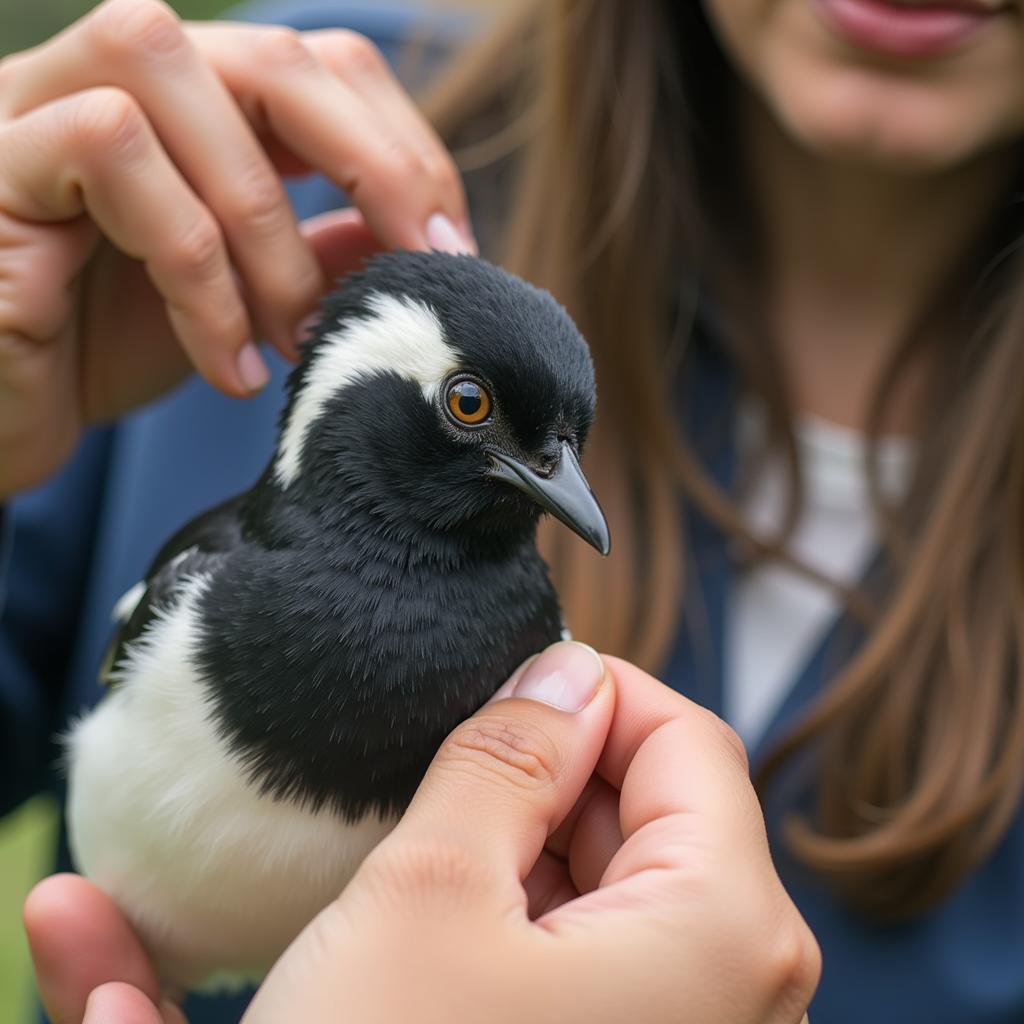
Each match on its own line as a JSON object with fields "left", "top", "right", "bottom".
{"left": 0, "top": 798, "right": 58, "bottom": 1024}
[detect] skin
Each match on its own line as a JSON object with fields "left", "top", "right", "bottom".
{"left": 25, "top": 649, "right": 819, "bottom": 1024}
{"left": 702, "top": 0, "right": 1024, "bottom": 430}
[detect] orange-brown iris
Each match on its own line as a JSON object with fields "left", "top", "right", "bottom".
{"left": 446, "top": 378, "right": 492, "bottom": 425}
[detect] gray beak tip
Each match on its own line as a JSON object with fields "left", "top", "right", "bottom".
{"left": 485, "top": 441, "right": 611, "bottom": 555}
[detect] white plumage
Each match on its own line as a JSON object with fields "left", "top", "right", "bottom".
{"left": 68, "top": 576, "right": 396, "bottom": 990}
{"left": 275, "top": 292, "right": 457, "bottom": 488}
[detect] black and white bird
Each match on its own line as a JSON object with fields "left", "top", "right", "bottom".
{"left": 66, "top": 251, "right": 610, "bottom": 992}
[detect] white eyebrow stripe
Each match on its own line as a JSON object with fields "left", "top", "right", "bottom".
{"left": 274, "top": 292, "right": 458, "bottom": 488}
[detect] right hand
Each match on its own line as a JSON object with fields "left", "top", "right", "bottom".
{"left": 27, "top": 648, "right": 819, "bottom": 1024}
{"left": 0, "top": 0, "right": 474, "bottom": 499}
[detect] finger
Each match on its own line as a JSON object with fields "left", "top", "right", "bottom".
{"left": 299, "top": 208, "right": 385, "bottom": 289}
{"left": 4, "top": 0, "right": 322, "bottom": 351}
{"left": 83, "top": 983, "right": 170, "bottom": 1024}
{"left": 187, "top": 23, "right": 474, "bottom": 252}
{"left": 0, "top": 88, "right": 263, "bottom": 395}
{"left": 598, "top": 656, "right": 755, "bottom": 827}
{"left": 24, "top": 874, "right": 161, "bottom": 1024}
{"left": 301, "top": 29, "right": 475, "bottom": 246}
{"left": 390, "top": 642, "right": 615, "bottom": 901}
{"left": 553, "top": 777, "right": 624, "bottom": 894}
{"left": 584, "top": 657, "right": 767, "bottom": 888}
{"left": 294, "top": 208, "right": 384, "bottom": 352}
{"left": 0, "top": 211, "right": 98, "bottom": 343}
{"left": 522, "top": 850, "right": 578, "bottom": 919}
{"left": 526, "top": 659, "right": 819, "bottom": 1019}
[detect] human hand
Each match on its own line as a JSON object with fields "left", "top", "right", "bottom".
{"left": 25, "top": 644, "right": 819, "bottom": 1024}
{"left": 0, "top": 0, "right": 473, "bottom": 498}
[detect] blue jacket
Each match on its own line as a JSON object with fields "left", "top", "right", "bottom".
{"left": 3, "top": 4, "right": 1022, "bottom": 1022}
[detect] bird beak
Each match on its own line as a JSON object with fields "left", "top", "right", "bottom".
{"left": 485, "top": 441, "right": 611, "bottom": 555}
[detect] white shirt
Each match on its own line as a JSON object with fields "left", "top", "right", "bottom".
{"left": 724, "top": 406, "right": 914, "bottom": 749}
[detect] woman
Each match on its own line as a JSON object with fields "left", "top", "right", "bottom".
{"left": 2, "top": 0, "right": 1020, "bottom": 1019}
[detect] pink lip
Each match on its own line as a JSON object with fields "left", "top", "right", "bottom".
{"left": 814, "top": 0, "right": 1005, "bottom": 57}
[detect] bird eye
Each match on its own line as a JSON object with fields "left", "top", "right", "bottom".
{"left": 445, "top": 377, "right": 492, "bottom": 427}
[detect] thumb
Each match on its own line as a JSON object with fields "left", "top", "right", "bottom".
{"left": 83, "top": 984, "right": 187, "bottom": 1024}
{"left": 392, "top": 641, "right": 615, "bottom": 888}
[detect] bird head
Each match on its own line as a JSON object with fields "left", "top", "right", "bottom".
{"left": 272, "top": 251, "right": 609, "bottom": 555}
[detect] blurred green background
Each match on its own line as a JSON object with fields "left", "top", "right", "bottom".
{"left": 0, "top": 798, "right": 58, "bottom": 1024}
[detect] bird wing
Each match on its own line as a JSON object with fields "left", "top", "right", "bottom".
{"left": 99, "top": 493, "right": 248, "bottom": 687}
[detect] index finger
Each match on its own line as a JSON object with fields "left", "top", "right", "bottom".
{"left": 597, "top": 656, "right": 763, "bottom": 848}
{"left": 84, "top": 983, "right": 185, "bottom": 1024}
{"left": 187, "top": 23, "right": 473, "bottom": 253}
{"left": 24, "top": 874, "right": 162, "bottom": 1024}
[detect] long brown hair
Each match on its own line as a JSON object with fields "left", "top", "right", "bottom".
{"left": 424, "top": 0, "right": 1024, "bottom": 918}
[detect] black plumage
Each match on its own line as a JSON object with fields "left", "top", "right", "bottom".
{"left": 104, "top": 251, "right": 607, "bottom": 822}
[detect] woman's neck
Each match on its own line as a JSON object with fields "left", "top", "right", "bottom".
{"left": 740, "top": 91, "right": 1018, "bottom": 433}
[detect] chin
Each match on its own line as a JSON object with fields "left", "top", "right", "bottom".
{"left": 764, "top": 59, "right": 1022, "bottom": 173}
{"left": 705, "top": 0, "right": 1024, "bottom": 176}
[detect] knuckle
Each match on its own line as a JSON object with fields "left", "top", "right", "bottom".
{"left": 330, "top": 30, "right": 387, "bottom": 78}
{"left": 359, "top": 837, "right": 486, "bottom": 910}
{"left": 716, "top": 718, "right": 750, "bottom": 774}
{"left": 378, "top": 839, "right": 476, "bottom": 892}
{"left": 442, "top": 715, "right": 562, "bottom": 793}
{"left": 255, "top": 27, "right": 315, "bottom": 71}
{"left": 203, "top": 300, "right": 247, "bottom": 340}
{"left": 68, "top": 88, "right": 147, "bottom": 161}
{"left": 693, "top": 704, "right": 750, "bottom": 775}
{"left": 193, "top": 306, "right": 249, "bottom": 356}
{"left": 90, "top": 0, "right": 185, "bottom": 62}
{"left": 794, "top": 923, "right": 823, "bottom": 1003}
{"left": 226, "top": 168, "right": 286, "bottom": 236}
{"left": 761, "top": 918, "right": 822, "bottom": 1008}
{"left": 377, "top": 139, "right": 427, "bottom": 187}
{"left": 421, "top": 150, "right": 461, "bottom": 195}
{"left": 170, "top": 213, "right": 224, "bottom": 279}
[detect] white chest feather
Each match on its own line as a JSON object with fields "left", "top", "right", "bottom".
{"left": 66, "top": 578, "right": 397, "bottom": 991}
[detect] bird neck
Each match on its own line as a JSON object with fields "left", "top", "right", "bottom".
{"left": 240, "top": 466, "right": 539, "bottom": 569}
{"left": 199, "top": 466, "right": 562, "bottom": 821}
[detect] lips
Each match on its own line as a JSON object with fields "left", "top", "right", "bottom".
{"left": 814, "top": 0, "right": 1011, "bottom": 57}
{"left": 882, "top": 0, "right": 1007, "bottom": 9}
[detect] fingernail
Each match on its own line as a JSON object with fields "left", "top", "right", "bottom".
{"left": 236, "top": 342, "right": 270, "bottom": 393}
{"left": 512, "top": 641, "right": 604, "bottom": 712}
{"left": 484, "top": 654, "right": 538, "bottom": 706}
{"left": 425, "top": 212, "right": 476, "bottom": 255}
